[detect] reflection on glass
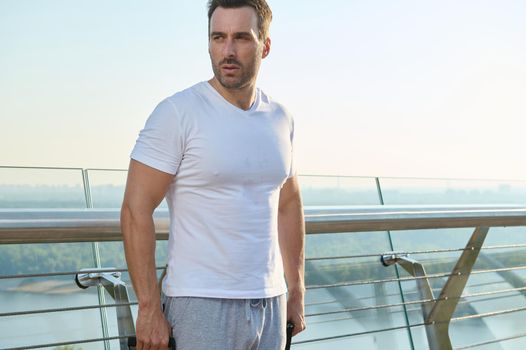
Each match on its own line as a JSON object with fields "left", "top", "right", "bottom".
{"left": 85, "top": 169, "right": 127, "bottom": 209}
{"left": 301, "top": 229, "right": 411, "bottom": 349}
{"left": 0, "top": 167, "right": 86, "bottom": 208}
{"left": 299, "top": 175, "right": 380, "bottom": 207}
{"left": 379, "top": 177, "right": 526, "bottom": 205}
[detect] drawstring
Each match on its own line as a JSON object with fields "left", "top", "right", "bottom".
{"left": 245, "top": 299, "right": 251, "bottom": 321}
{"left": 246, "top": 299, "right": 266, "bottom": 322}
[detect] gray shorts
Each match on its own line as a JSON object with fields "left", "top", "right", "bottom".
{"left": 162, "top": 294, "right": 287, "bottom": 350}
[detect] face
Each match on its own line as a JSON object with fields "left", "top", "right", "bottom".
{"left": 209, "top": 6, "right": 270, "bottom": 90}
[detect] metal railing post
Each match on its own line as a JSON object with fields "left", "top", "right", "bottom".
{"left": 76, "top": 269, "right": 135, "bottom": 350}
{"left": 382, "top": 226, "right": 490, "bottom": 350}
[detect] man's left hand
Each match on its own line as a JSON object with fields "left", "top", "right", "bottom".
{"left": 286, "top": 289, "right": 306, "bottom": 336}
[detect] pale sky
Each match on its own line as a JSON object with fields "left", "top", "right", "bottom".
{"left": 1, "top": 0, "right": 526, "bottom": 179}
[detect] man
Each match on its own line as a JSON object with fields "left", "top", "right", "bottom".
{"left": 120, "top": 0, "right": 305, "bottom": 349}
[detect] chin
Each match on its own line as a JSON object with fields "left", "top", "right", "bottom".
{"left": 219, "top": 79, "right": 243, "bottom": 89}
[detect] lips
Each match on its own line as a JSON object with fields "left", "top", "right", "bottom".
{"left": 222, "top": 64, "right": 240, "bottom": 73}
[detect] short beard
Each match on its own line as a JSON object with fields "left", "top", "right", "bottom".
{"left": 211, "top": 57, "right": 259, "bottom": 90}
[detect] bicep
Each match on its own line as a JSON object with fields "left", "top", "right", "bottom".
{"left": 279, "top": 176, "right": 302, "bottom": 213}
{"left": 122, "top": 159, "right": 174, "bottom": 213}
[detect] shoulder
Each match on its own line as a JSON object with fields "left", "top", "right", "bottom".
{"left": 258, "top": 88, "right": 294, "bottom": 126}
{"left": 165, "top": 82, "right": 208, "bottom": 111}
{"left": 148, "top": 82, "right": 207, "bottom": 126}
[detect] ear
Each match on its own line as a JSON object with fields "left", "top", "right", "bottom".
{"left": 262, "top": 37, "right": 271, "bottom": 59}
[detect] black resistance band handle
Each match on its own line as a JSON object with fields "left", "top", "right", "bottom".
{"left": 285, "top": 321, "right": 294, "bottom": 350}
{"left": 127, "top": 336, "right": 176, "bottom": 350}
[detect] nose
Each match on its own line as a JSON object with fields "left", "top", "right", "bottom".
{"left": 222, "top": 38, "right": 236, "bottom": 58}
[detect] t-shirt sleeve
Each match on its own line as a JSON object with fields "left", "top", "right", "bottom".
{"left": 130, "top": 98, "right": 184, "bottom": 175}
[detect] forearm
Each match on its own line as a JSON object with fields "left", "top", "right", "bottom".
{"left": 121, "top": 205, "right": 160, "bottom": 310}
{"left": 278, "top": 196, "right": 306, "bottom": 294}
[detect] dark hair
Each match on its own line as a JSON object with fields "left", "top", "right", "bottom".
{"left": 207, "top": 0, "right": 273, "bottom": 40}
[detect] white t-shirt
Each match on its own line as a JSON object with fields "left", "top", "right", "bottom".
{"left": 131, "top": 81, "right": 295, "bottom": 298}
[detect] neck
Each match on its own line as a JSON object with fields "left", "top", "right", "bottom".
{"left": 208, "top": 78, "right": 257, "bottom": 111}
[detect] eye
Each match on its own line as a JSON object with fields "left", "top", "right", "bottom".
{"left": 236, "top": 34, "right": 252, "bottom": 41}
{"left": 211, "top": 34, "right": 224, "bottom": 41}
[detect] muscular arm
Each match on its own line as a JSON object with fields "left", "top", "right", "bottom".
{"left": 121, "top": 160, "right": 173, "bottom": 350}
{"left": 278, "top": 175, "right": 306, "bottom": 336}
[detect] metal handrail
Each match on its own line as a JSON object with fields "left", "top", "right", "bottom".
{"left": 2, "top": 205, "right": 526, "bottom": 244}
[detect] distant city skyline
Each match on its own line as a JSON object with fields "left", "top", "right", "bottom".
{"left": 1, "top": 0, "right": 526, "bottom": 179}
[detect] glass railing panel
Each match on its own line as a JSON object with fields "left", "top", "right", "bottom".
{"left": 398, "top": 282, "right": 526, "bottom": 349}
{"left": 299, "top": 175, "right": 380, "bottom": 206}
{"left": 297, "top": 175, "right": 408, "bottom": 348}
{"left": 306, "top": 231, "right": 390, "bottom": 259}
{"left": 450, "top": 311, "right": 526, "bottom": 350}
{"left": 293, "top": 325, "right": 413, "bottom": 349}
{"left": 300, "top": 230, "right": 411, "bottom": 349}
{"left": 0, "top": 166, "right": 86, "bottom": 208}
{"left": 479, "top": 227, "right": 526, "bottom": 279}
{"left": 379, "top": 177, "right": 526, "bottom": 349}
{"left": 85, "top": 169, "right": 127, "bottom": 209}
{"left": 389, "top": 227, "right": 474, "bottom": 275}
{"left": 7, "top": 172, "right": 526, "bottom": 348}
{"left": 1, "top": 311, "right": 105, "bottom": 350}
{"left": 387, "top": 224, "right": 526, "bottom": 349}
{"left": 407, "top": 326, "right": 429, "bottom": 350}
{"left": 378, "top": 177, "right": 526, "bottom": 205}
{"left": 0, "top": 242, "right": 103, "bottom": 349}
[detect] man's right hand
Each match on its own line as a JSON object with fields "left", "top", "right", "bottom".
{"left": 135, "top": 306, "right": 172, "bottom": 350}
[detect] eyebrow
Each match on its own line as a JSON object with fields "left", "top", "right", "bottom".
{"left": 210, "top": 31, "right": 254, "bottom": 37}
